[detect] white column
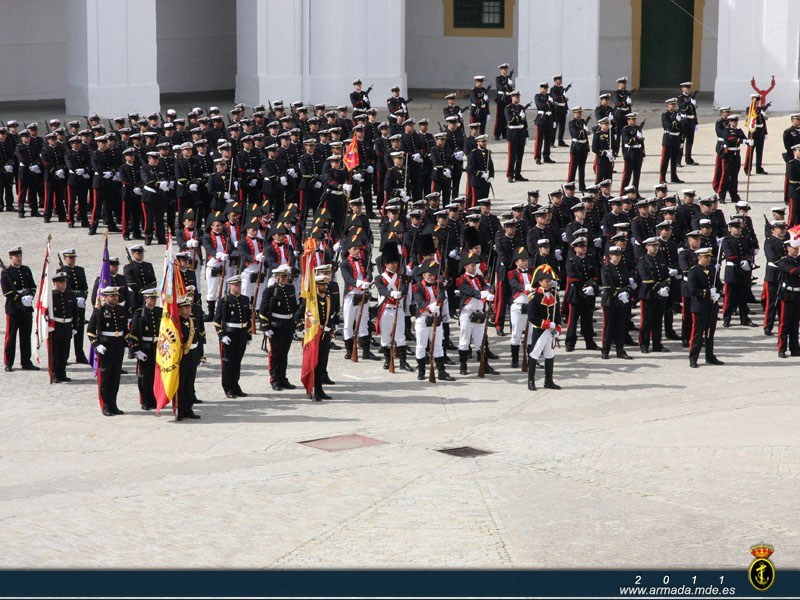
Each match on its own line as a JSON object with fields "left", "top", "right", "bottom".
{"left": 714, "top": 0, "right": 800, "bottom": 112}
{"left": 65, "top": 0, "right": 160, "bottom": 117}
{"left": 516, "top": 0, "right": 600, "bottom": 109}
{"left": 235, "top": 0, "right": 303, "bottom": 106}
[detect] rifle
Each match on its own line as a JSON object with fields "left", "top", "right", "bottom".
{"left": 522, "top": 101, "right": 533, "bottom": 111}
{"left": 521, "top": 317, "right": 530, "bottom": 372}
{"left": 84, "top": 116, "right": 91, "bottom": 128}
{"left": 365, "top": 85, "right": 373, "bottom": 97}
{"left": 509, "top": 69, "right": 515, "bottom": 79}
{"left": 107, "top": 119, "right": 115, "bottom": 133}
{"left": 438, "top": 121, "right": 445, "bottom": 133}
{"left": 159, "top": 112, "right": 166, "bottom": 127}
{"left": 57, "top": 253, "right": 65, "bottom": 270}
{"left": 564, "top": 83, "right": 573, "bottom": 94}
{"left": 477, "top": 248, "right": 496, "bottom": 378}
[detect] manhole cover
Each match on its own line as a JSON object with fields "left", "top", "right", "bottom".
{"left": 300, "top": 434, "right": 386, "bottom": 452}
{"left": 437, "top": 446, "right": 493, "bottom": 458}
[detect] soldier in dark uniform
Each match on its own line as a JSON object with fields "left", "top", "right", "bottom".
{"left": 87, "top": 286, "right": 128, "bottom": 416}
{"left": 60, "top": 249, "right": 90, "bottom": 364}
{"left": 492, "top": 219, "right": 517, "bottom": 336}
{"left": 533, "top": 82, "right": 555, "bottom": 165}
{"left": 592, "top": 117, "right": 613, "bottom": 184}
{"left": 762, "top": 221, "right": 788, "bottom": 336}
{"left": 350, "top": 79, "right": 372, "bottom": 116}
{"left": 89, "top": 135, "right": 121, "bottom": 235}
{"left": 2, "top": 246, "right": 39, "bottom": 372}
{"left": 40, "top": 132, "right": 67, "bottom": 222}
{"left": 612, "top": 77, "right": 632, "bottom": 156}
{"left": 637, "top": 237, "right": 671, "bottom": 353}
{"left": 299, "top": 138, "right": 325, "bottom": 224}
{"left": 721, "top": 220, "right": 757, "bottom": 327}
{"left": 686, "top": 247, "right": 724, "bottom": 367}
{"left": 712, "top": 107, "right": 732, "bottom": 194}
{"left": 140, "top": 151, "right": 168, "bottom": 244}
{"left": 90, "top": 256, "right": 131, "bottom": 313}
{"left": 214, "top": 274, "right": 251, "bottom": 398}
{"left": 123, "top": 244, "right": 158, "bottom": 314}
{"left": 567, "top": 107, "right": 591, "bottom": 191}
{"left": 443, "top": 93, "right": 465, "bottom": 129}
{"left": 717, "top": 114, "right": 751, "bottom": 204}
{"left": 504, "top": 90, "right": 528, "bottom": 183}
{"left": 551, "top": 75, "right": 570, "bottom": 147}
{"left": 469, "top": 76, "right": 491, "bottom": 135}
{"left": 659, "top": 99, "right": 684, "bottom": 185}
{"left": 677, "top": 82, "right": 698, "bottom": 165}
{"left": 776, "top": 241, "right": 800, "bottom": 358}
{"left": 48, "top": 271, "right": 77, "bottom": 383}
{"left": 297, "top": 271, "right": 337, "bottom": 400}
{"left": 563, "top": 237, "right": 599, "bottom": 352}
{"left": 620, "top": 112, "right": 645, "bottom": 194}
{"left": 118, "top": 147, "right": 144, "bottom": 240}
{"left": 465, "top": 135, "right": 494, "bottom": 206}
{"left": 175, "top": 296, "right": 201, "bottom": 420}
{"left": 744, "top": 94, "right": 768, "bottom": 176}
{"left": 444, "top": 116, "right": 466, "bottom": 200}
{"left": 0, "top": 126, "right": 15, "bottom": 212}
{"left": 15, "top": 129, "right": 42, "bottom": 218}
{"left": 600, "top": 246, "right": 633, "bottom": 360}
{"left": 493, "top": 63, "right": 513, "bottom": 140}
{"left": 259, "top": 265, "right": 299, "bottom": 391}
{"left": 129, "top": 288, "right": 161, "bottom": 410}
{"left": 786, "top": 144, "right": 800, "bottom": 227}
{"left": 656, "top": 221, "right": 682, "bottom": 340}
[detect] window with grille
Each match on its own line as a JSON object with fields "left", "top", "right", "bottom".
{"left": 454, "top": 0, "right": 505, "bottom": 29}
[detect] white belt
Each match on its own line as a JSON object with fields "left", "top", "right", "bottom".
{"left": 571, "top": 139, "right": 587, "bottom": 144}
{"left": 555, "top": 102, "right": 566, "bottom": 107}
{"left": 497, "top": 92, "right": 505, "bottom": 96}
{"left": 785, "top": 285, "right": 800, "bottom": 292}
{"left": 627, "top": 144, "right": 642, "bottom": 149}
{"left": 189, "top": 342, "right": 198, "bottom": 349}
{"left": 666, "top": 131, "right": 681, "bottom": 136}
{"left": 685, "top": 115, "right": 696, "bottom": 119}
{"left": 755, "top": 124, "right": 764, "bottom": 128}
{"left": 767, "top": 262, "right": 777, "bottom": 268}
{"left": 225, "top": 322, "right": 248, "bottom": 328}
{"left": 270, "top": 313, "right": 291, "bottom": 320}
{"left": 140, "top": 336, "right": 156, "bottom": 342}
{"left": 329, "top": 190, "right": 343, "bottom": 195}
{"left": 144, "top": 186, "right": 157, "bottom": 194}
{"left": 538, "top": 111, "right": 552, "bottom": 116}
{"left": 51, "top": 317, "right": 73, "bottom": 323}
{"left": 717, "top": 137, "right": 725, "bottom": 142}
{"left": 507, "top": 125, "right": 525, "bottom": 129}
{"left": 99, "top": 330, "right": 124, "bottom": 337}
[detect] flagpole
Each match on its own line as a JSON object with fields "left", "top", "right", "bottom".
{"left": 34, "top": 234, "right": 52, "bottom": 375}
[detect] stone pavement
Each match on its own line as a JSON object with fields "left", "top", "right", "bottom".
{"left": 0, "top": 98, "right": 798, "bottom": 569}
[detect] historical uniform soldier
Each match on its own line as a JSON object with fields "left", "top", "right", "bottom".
{"left": 456, "top": 250, "right": 496, "bottom": 375}
{"left": 637, "top": 237, "right": 671, "bottom": 353}
{"left": 533, "top": 81, "right": 555, "bottom": 164}
{"left": 686, "top": 247, "right": 724, "bottom": 367}
{"left": 375, "top": 243, "right": 413, "bottom": 372}
{"left": 620, "top": 113, "right": 645, "bottom": 194}
{"left": 592, "top": 117, "right": 613, "bottom": 184}
{"left": 677, "top": 82, "right": 698, "bottom": 165}
{"left": 660, "top": 99, "right": 684, "bottom": 185}
{"left": 567, "top": 107, "right": 591, "bottom": 191}
{"left": 551, "top": 75, "right": 570, "bottom": 147}
{"left": 40, "top": 132, "right": 67, "bottom": 223}
{"left": 600, "top": 246, "right": 634, "bottom": 360}
{"left": 469, "top": 76, "right": 491, "bottom": 135}
{"left": 721, "top": 219, "right": 757, "bottom": 327}
{"left": 412, "top": 258, "right": 454, "bottom": 382}
{"left": 2, "top": 246, "right": 39, "bottom": 372}
{"left": 763, "top": 221, "right": 788, "bottom": 335}
{"left": 202, "top": 214, "right": 230, "bottom": 320}
{"left": 47, "top": 272, "right": 77, "bottom": 383}
{"left": 340, "top": 233, "right": 379, "bottom": 361}
{"left": 526, "top": 265, "right": 562, "bottom": 391}
{"left": 465, "top": 135, "right": 494, "bottom": 205}
{"left": 87, "top": 286, "right": 128, "bottom": 416}
{"left": 504, "top": 91, "right": 528, "bottom": 183}
{"left": 15, "top": 129, "right": 42, "bottom": 218}
{"left": 494, "top": 64, "right": 514, "bottom": 140}
{"left": 506, "top": 246, "right": 533, "bottom": 368}
{"left": 61, "top": 249, "right": 90, "bottom": 364}
{"left": 123, "top": 244, "right": 158, "bottom": 314}
{"left": 129, "top": 288, "right": 161, "bottom": 410}
{"left": 718, "top": 114, "right": 752, "bottom": 204}
{"left": 214, "top": 274, "right": 250, "bottom": 398}
{"left": 776, "top": 240, "right": 800, "bottom": 358}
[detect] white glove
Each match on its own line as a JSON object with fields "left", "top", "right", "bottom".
{"left": 549, "top": 321, "right": 557, "bottom": 331}
{"left": 618, "top": 291, "right": 630, "bottom": 304}
{"left": 626, "top": 97, "right": 632, "bottom": 105}
{"left": 554, "top": 249, "right": 563, "bottom": 261}
{"left": 360, "top": 281, "right": 371, "bottom": 290}
{"left": 30, "top": 164, "right": 41, "bottom": 173}
{"left": 249, "top": 178, "right": 257, "bottom": 187}
{"left": 287, "top": 168, "right": 297, "bottom": 177}
{"left": 429, "top": 303, "right": 440, "bottom": 315}
{"left": 629, "top": 278, "right": 638, "bottom": 290}
{"left": 264, "top": 330, "right": 274, "bottom": 338}
{"left": 711, "top": 292, "right": 721, "bottom": 302}
{"left": 508, "top": 78, "right": 514, "bottom": 86}
{"left": 593, "top": 237, "right": 603, "bottom": 248}
{"left": 169, "top": 181, "right": 175, "bottom": 190}
{"left": 480, "top": 290, "right": 490, "bottom": 300}
{"left": 561, "top": 231, "right": 568, "bottom": 242}
{"left": 233, "top": 180, "right": 239, "bottom": 191}
{"left": 215, "top": 252, "right": 227, "bottom": 261}
{"left": 740, "top": 260, "right": 751, "bottom": 271}
{"left": 605, "top": 150, "right": 614, "bottom": 160}
{"left": 443, "top": 168, "right": 451, "bottom": 178}
{"left": 454, "top": 151, "right": 465, "bottom": 161}
{"left": 482, "top": 93, "right": 489, "bottom": 102}
{"left": 636, "top": 131, "right": 643, "bottom": 140}
{"left": 676, "top": 113, "right": 684, "bottom": 122}
{"left": 135, "top": 350, "right": 147, "bottom": 361}
{"left": 353, "top": 173, "right": 364, "bottom": 182}
{"left": 658, "top": 286, "right": 670, "bottom": 298}
{"left": 189, "top": 183, "right": 198, "bottom": 192}
{"left": 668, "top": 268, "right": 678, "bottom": 277}
{"left": 95, "top": 344, "right": 107, "bottom": 355}
{"left": 4, "top": 165, "right": 13, "bottom": 173}
{"left": 753, "top": 248, "right": 760, "bottom": 258}
{"left": 487, "top": 177, "right": 493, "bottom": 183}
{"left": 103, "top": 171, "right": 113, "bottom": 179}
{"left": 333, "top": 242, "right": 341, "bottom": 253}
{"left": 390, "top": 291, "right": 403, "bottom": 300}
{"left": 75, "top": 168, "right": 85, "bottom": 176}
{"left": 221, "top": 335, "right": 231, "bottom": 345}
{"left": 82, "top": 173, "right": 90, "bottom": 179}
{"left": 255, "top": 252, "right": 264, "bottom": 262}
{"left": 448, "top": 249, "right": 459, "bottom": 259}
{"left": 21, "top": 295, "right": 33, "bottom": 307}
{"left": 187, "top": 239, "right": 199, "bottom": 248}
{"left": 355, "top": 279, "right": 365, "bottom": 289}
{"left": 133, "top": 187, "right": 142, "bottom": 196}
{"left": 525, "top": 284, "right": 534, "bottom": 293}
{"left": 159, "top": 181, "right": 169, "bottom": 191}
{"left": 412, "top": 153, "right": 423, "bottom": 163}
{"left": 366, "top": 166, "right": 374, "bottom": 174}
{"left": 710, "top": 287, "right": 717, "bottom": 295}
{"left": 690, "top": 98, "right": 696, "bottom": 106}
{"left": 223, "top": 192, "right": 232, "bottom": 201}
{"left": 314, "top": 180, "right": 323, "bottom": 189}
{"left": 745, "top": 139, "right": 755, "bottom": 147}
{"left": 582, "top": 286, "right": 595, "bottom": 296}
{"left": 56, "top": 169, "right": 65, "bottom": 179}
{"left": 343, "top": 183, "right": 352, "bottom": 193}
{"left": 76, "top": 297, "right": 86, "bottom": 309}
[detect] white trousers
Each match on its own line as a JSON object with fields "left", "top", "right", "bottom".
{"left": 458, "top": 310, "right": 485, "bottom": 351}
{"left": 510, "top": 302, "right": 532, "bottom": 346}
{"left": 379, "top": 304, "right": 406, "bottom": 347}
{"left": 343, "top": 292, "right": 369, "bottom": 340}
{"left": 415, "top": 317, "right": 443, "bottom": 359}
{"left": 530, "top": 329, "right": 556, "bottom": 361}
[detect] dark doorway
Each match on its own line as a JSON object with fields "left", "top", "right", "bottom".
{"left": 640, "top": 0, "right": 694, "bottom": 88}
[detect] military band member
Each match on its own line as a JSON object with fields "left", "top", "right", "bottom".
{"left": 592, "top": 117, "right": 613, "bottom": 184}
{"left": 214, "top": 275, "right": 250, "bottom": 398}
{"left": 456, "top": 250, "right": 496, "bottom": 375}
{"left": 87, "top": 286, "right": 128, "bottom": 416}
{"left": 620, "top": 113, "right": 645, "bottom": 194}
{"left": 567, "top": 107, "right": 591, "bottom": 192}
{"left": 776, "top": 240, "right": 800, "bottom": 358}
{"left": 259, "top": 264, "right": 298, "bottom": 391}
{"left": 504, "top": 91, "right": 528, "bottom": 183}
{"left": 469, "top": 76, "right": 491, "bottom": 135}
{"left": 129, "top": 288, "right": 161, "bottom": 410}
{"left": 526, "top": 266, "right": 561, "bottom": 391}
{"left": 2, "top": 246, "right": 39, "bottom": 371}
{"left": 686, "top": 247, "right": 724, "bottom": 367}
{"left": 48, "top": 271, "right": 78, "bottom": 382}
{"left": 763, "top": 221, "right": 788, "bottom": 335}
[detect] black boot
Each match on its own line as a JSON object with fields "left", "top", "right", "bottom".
{"left": 361, "top": 336, "right": 380, "bottom": 360}
{"left": 398, "top": 346, "right": 414, "bottom": 372}
{"left": 404, "top": 316, "right": 415, "bottom": 341}
{"left": 205, "top": 301, "right": 215, "bottom": 322}
{"left": 459, "top": 350, "right": 469, "bottom": 375}
{"left": 442, "top": 323, "right": 456, "bottom": 350}
{"left": 344, "top": 338, "right": 354, "bottom": 360}
{"left": 436, "top": 357, "right": 455, "bottom": 381}
{"left": 477, "top": 351, "right": 497, "bottom": 374}
{"left": 510, "top": 344, "right": 520, "bottom": 368}
{"left": 484, "top": 344, "right": 499, "bottom": 360}
{"left": 417, "top": 358, "right": 426, "bottom": 380}
{"left": 543, "top": 358, "right": 561, "bottom": 389}
{"left": 527, "top": 362, "right": 537, "bottom": 391}
{"left": 382, "top": 347, "right": 390, "bottom": 370}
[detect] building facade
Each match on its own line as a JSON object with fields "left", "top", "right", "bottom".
{"left": 1, "top": 0, "right": 797, "bottom": 115}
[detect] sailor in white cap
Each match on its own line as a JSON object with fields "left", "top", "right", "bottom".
{"left": 717, "top": 113, "right": 752, "bottom": 204}
{"left": 676, "top": 81, "right": 698, "bottom": 166}
{"left": 533, "top": 81, "right": 555, "bottom": 165}
{"left": 619, "top": 112, "right": 644, "bottom": 194}
{"left": 214, "top": 274, "right": 251, "bottom": 398}
{"left": 686, "top": 247, "right": 724, "bottom": 367}
{"left": 466, "top": 134, "right": 494, "bottom": 205}
{"left": 87, "top": 286, "right": 128, "bottom": 416}
{"left": 258, "top": 263, "right": 299, "bottom": 392}
{"left": 567, "top": 106, "right": 590, "bottom": 191}
{"left": 2, "top": 246, "right": 40, "bottom": 372}
{"left": 637, "top": 236, "right": 672, "bottom": 354}
{"left": 611, "top": 77, "right": 632, "bottom": 155}
{"left": 592, "top": 117, "right": 613, "bottom": 184}
{"left": 494, "top": 63, "right": 513, "bottom": 140}
{"left": 659, "top": 98, "right": 684, "bottom": 185}
{"left": 470, "top": 76, "right": 490, "bottom": 135}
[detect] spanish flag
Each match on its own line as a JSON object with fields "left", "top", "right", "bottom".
{"left": 154, "top": 238, "right": 186, "bottom": 413}
{"left": 343, "top": 136, "right": 360, "bottom": 172}
{"left": 745, "top": 95, "right": 759, "bottom": 133}
{"left": 300, "top": 238, "right": 321, "bottom": 397}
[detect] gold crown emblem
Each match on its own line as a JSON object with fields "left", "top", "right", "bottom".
{"left": 750, "top": 544, "right": 774, "bottom": 559}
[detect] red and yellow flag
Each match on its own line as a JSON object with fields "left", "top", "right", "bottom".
{"left": 300, "top": 238, "right": 321, "bottom": 396}
{"left": 746, "top": 95, "right": 759, "bottom": 132}
{"left": 154, "top": 238, "right": 186, "bottom": 413}
{"left": 343, "top": 136, "right": 360, "bottom": 172}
